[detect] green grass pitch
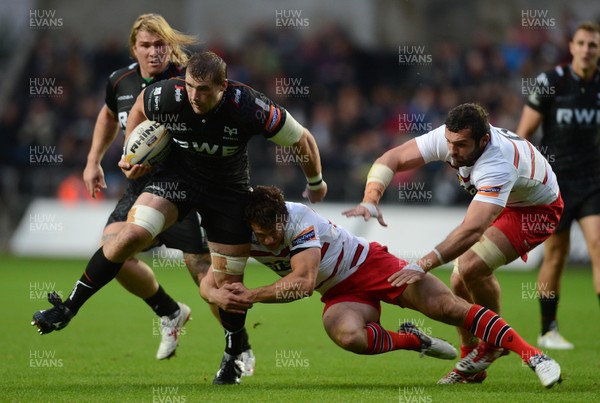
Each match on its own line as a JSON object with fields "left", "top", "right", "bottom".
{"left": 1, "top": 255, "right": 598, "bottom": 402}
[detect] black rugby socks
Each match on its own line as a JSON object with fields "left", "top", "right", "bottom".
{"left": 219, "top": 308, "right": 248, "bottom": 356}
{"left": 144, "top": 285, "right": 180, "bottom": 317}
{"left": 63, "top": 247, "right": 123, "bottom": 315}
{"left": 540, "top": 294, "right": 559, "bottom": 335}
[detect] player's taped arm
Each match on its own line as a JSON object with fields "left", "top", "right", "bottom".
{"left": 362, "top": 138, "right": 426, "bottom": 205}
{"left": 267, "top": 111, "right": 303, "bottom": 146}
{"left": 363, "top": 163, "right": 395, "bottom": 205}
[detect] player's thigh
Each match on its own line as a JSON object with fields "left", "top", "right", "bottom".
{"left": 208, "top": 241, "right": 251, "bottom": 286}
{"left": 106, "top": 193, "right": 178, "bottom": 253}
{"left": 157, "top": 211, "right": 208, "bottom": 254}
{"left": 133, "top": 192, "right": 179, "bottom": 227}
{"left": 399, "top": 273, "right": 469, "bottom": 325}
{"left": 322, "top": 302, "right": 380, "bottom": 339}
{"left": 483, "top": 226, "right": 521, "bottom": 263}
{"left": 458, "top": 226, "right": 519, "bottom": 279}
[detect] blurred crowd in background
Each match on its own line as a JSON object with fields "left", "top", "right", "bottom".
{"left": 0, "top": 11, "right": 594, "bottom": 234}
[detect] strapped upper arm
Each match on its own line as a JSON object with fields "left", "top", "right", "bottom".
{"left": 267, "top": 111, "right": 304, "bottom": 146}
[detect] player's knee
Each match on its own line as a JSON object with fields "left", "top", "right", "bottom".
{"left": 543, "top": 251, "right": 568, "bottom": 269}
{"left": 544, "top": 241, "right": 569, "bottom": 265}
{"left": 333, "top": 329, "right": 365, "bottom": 353}
{"left": 459, "top": 264, "right": 491, "bottom": 286}
{"left": 118, "top": 225, "right": 152, "bottom": 248}
{"left": 585, "top": 236, "right": 600, "bottom": 261}
{"left": 103, "top": 224, "right": 152, "bottom": 262}
{"left": 458, "top": 236, "right": 506, "bottom": 284}
{"left": 210, "top": 253, "right": 248, "bottom": 276}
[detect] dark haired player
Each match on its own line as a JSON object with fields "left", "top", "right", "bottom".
{"left": 517, "top": 21, "right": 600, "bottom": 350}
{"left": 345, "top": 103, "right": 563, "bottom": 384}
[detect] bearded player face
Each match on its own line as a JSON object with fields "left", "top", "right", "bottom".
{"left": 445, "top": 128, "right": 490, "bottom": 167}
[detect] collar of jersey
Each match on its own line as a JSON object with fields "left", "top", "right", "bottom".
{"left": 568, "top": 63, "right": 600, "bottom": 83}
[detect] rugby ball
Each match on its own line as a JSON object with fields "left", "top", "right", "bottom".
{"left": 123, "top": 120, "right": 171, "bottom": 167}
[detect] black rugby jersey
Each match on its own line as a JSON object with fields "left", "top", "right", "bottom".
{"left": 527, "top": 64, "right": 600, "bottom": 183}
{"left": 143, "top": 78, "right": 288, "bottom": 187}
{"left": 105, "top": 62, "right": 184, "bottom": 131}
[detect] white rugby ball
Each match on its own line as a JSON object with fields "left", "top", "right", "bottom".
{"left": 123, "top": 120, "right": 171, "bottom": 167}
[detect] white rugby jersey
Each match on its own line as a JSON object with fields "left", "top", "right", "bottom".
{"left": 415, "top": 124, "right": 560, "bottom": 207}
{"left": 250, "top": 202, "right": 369, "bottom": 295}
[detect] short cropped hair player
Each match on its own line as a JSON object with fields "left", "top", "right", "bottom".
{"left": 33, "top": 50, "right": 326, "bottom": 385}
{"left": 344, "top": 103, "right": 563, "bottom": 384}
{"left": 33, "top": 14, "right": 255, "bottom": 366}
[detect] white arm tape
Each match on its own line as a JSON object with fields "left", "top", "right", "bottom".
{"left": 360, "top": 202, "right": 379, "bottom": 218}
{"left": 367, "top": 163, "right": 395, "bottom": 187}
{"left": 307, "top": 173, "right": 323, "bottom": 190}
{"left": 403, "top": 262, "right": 425, "bottom": 274}
{"left": 268, "top": 111, "right": 304, "bottom": 146}
{"left": 432, "top": 248, "right": 446, "bottom": 265}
